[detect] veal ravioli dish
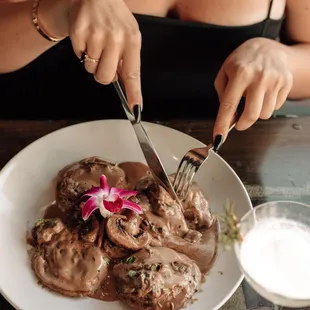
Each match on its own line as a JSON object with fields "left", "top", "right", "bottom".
{"left": 27, "top": 156, "right": 219, "bottom": 310}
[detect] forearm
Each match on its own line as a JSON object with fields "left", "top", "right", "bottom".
{"left": 0, "top": 0, "right": 68, "bottom": 73}
{"left": 284, "top": 43, "right": 310, "bottom": 100}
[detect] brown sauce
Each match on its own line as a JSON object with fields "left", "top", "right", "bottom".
{"left": 198, "top": 220, "right": 219, "bottom": 274}
{"left": 43, "top": 202, "right": 80, "bottom": 230}
{"left": 41, "top": 203, "right": 120, "bottom": 302}
{"left": 43, "top": 202, "right": 67, "bottom": 221}
{"left": 91, "top": 269, "right": 118, "bottom": 302}
{"left": 118, "top": 161, "right": 151, "bottom": 189}
{"left": 27, "top": 159, "right": 219, "bottom": 309}
{"left": 26, "top": 202, "right": 68, "bottom": 247}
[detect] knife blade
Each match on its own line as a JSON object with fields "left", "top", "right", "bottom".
{"left": 113, "top": 80, "right": 180, "bottom": 204}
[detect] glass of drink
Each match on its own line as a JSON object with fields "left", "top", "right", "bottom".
{"left": 234, "top": 201, "right": 310, "bottom": 309}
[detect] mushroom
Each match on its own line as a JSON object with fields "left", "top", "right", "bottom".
{"left": 79, "top": 215, "right": 100, "bottom": 243}
{"left": 106, "top": 214, "right": 151, "bottom": 251}
{"left": 103, "top": 239, "right": 132, "bottom": 259}
{"left": 97, "top": 220, "right": 105, "bottom": 248}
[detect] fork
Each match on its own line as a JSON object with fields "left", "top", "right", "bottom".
{"left": 173, "top": 100, "right": 245, "bottom": 200}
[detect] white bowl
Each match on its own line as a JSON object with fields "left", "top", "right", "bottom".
{"left": 0, "top": 120, "right": 252, "bottom": 310}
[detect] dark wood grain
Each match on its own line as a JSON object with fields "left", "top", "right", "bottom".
{"left": 0, "top": 116, "right": 309, "bottom": 310}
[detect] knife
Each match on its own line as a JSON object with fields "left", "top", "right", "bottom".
{"left": 113, "top": 80, "right": 181, "bottom": 204}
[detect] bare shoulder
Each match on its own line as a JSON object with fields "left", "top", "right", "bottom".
{"left": 285, "top": 0, "right": 310, "bottom": 43}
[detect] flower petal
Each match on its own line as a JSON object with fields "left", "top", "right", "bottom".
{"left": 100, "top": 175, "right": 109, "bottom": 195}
{"left": 82, "top": 197, "right": 99, "bottom": 221}
{"left": 103, "top": 197, "right": 123, "bottom": 213}
{"left": 106, "top": 193, "right": 120, "bottom": 202}
{"left": 110, "top": 187, "right": 138, "bottom": 198}
{"left": 122, "top": 199, "right": 143, "bottom": 214}
{"left": 99, "top": 206, "right": 111, "bottom": 218}
{"left": 81, "top": 186, "right": 104, "bottom": 199}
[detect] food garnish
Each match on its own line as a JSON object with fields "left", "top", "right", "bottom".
{"left": 216, "top": 200, "right": 243, "bottom": 250}
{"left": 81, "top": 175, "right": 143, "bottom": 220}
{"left": 126, "top": 256, "right": 136, "bottom": 264}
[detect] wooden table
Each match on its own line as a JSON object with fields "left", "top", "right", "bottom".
{"left": 0, "top": 116, "right": 309, "bottom": 310}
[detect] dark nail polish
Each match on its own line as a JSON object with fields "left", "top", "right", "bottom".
{"left": 213, "top": 135, "right": 224, "bottom": 153}
{"left": 133, "top": 104, "right": 142, "bottom": 123}
{"left": 80, "top": 51, "right": 86, "bottom": 63}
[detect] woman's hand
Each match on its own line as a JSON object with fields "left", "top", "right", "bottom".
{"left": 49, "top": 0, "right": 142, "bottom": 109}
{"left": 213, "top": 37, "right": 293, "bottom": 139}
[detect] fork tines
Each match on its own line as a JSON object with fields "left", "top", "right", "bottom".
{"left": 173, "top": 156, "right": 200, "bottom": 199}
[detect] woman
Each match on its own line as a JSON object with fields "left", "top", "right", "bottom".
{"left": 0, "top": 0, "right": 309, "bottom": 140}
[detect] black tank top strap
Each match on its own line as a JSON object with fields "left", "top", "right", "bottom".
{"left": 262, "top": 0, "right": 275, "bottom": 36}
{"left": 267, "top": 0, "right": 275, "bottom": 18}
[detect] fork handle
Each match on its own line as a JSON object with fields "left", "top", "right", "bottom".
{"left": 213, "top": 97, "right": 245, "bottom": 153}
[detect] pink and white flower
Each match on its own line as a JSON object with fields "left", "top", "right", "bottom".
{"left": 81, "top": 174, "right": 142, "bottom": 221}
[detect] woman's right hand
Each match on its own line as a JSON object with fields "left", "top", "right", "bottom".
{"left": 44, "top": 0, "right": 142, "bottom": 109}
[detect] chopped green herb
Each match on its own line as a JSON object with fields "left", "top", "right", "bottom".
{"left": 128, "top": 270, "right": 138, "bottom": 277}
{"left": 126, "top": 256, "right": 136, "bottom": 264}
{"left": 150, "top": 224, "right": 156, "bottom": 232}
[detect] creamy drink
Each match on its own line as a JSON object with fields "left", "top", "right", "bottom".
{"left": 239, "top": 217, "right": 310, "bottom": 306}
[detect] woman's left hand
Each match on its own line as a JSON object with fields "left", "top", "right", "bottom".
{"left": 213, "top": 37, "right": 293, "bottom": 139}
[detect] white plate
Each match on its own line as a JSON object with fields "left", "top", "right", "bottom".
{"left": 0, "top": 120, "right": 252, "bottom": 310}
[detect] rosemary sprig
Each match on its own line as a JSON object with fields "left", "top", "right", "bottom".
{"left": 216, "top": 199, "right": 243, "bottom": 251}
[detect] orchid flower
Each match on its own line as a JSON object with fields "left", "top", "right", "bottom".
{"left": 81, "top": 174, "right": 143, "bottom": 221}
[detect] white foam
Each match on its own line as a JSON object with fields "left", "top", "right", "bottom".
{"left": 240, "top": 217, "right": 310, "bottom": 300}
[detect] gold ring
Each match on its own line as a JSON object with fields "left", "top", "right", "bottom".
{"left": 80, "top": 51, "right": 100, "bottom": 63}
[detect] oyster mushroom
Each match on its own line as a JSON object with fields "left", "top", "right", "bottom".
{"left": 106, "top": 214, "right": 151, "bottom": 251}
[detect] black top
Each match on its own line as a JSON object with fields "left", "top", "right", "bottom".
{"left": 0, "top": 0, "right": 284, "bottom": 120}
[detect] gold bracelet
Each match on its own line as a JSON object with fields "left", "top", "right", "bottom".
{"left": 31, "top": 0, "right": 65, "bottom": 43}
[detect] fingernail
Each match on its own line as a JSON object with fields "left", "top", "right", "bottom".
{"left": 213, "top": 135, "right": 224, "bottom": 153}
{"left": 80, "top": 51, "right": 86, "bottom": 63}
{"left": 133, "top": 104, "right": 141, "bottom": 123}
